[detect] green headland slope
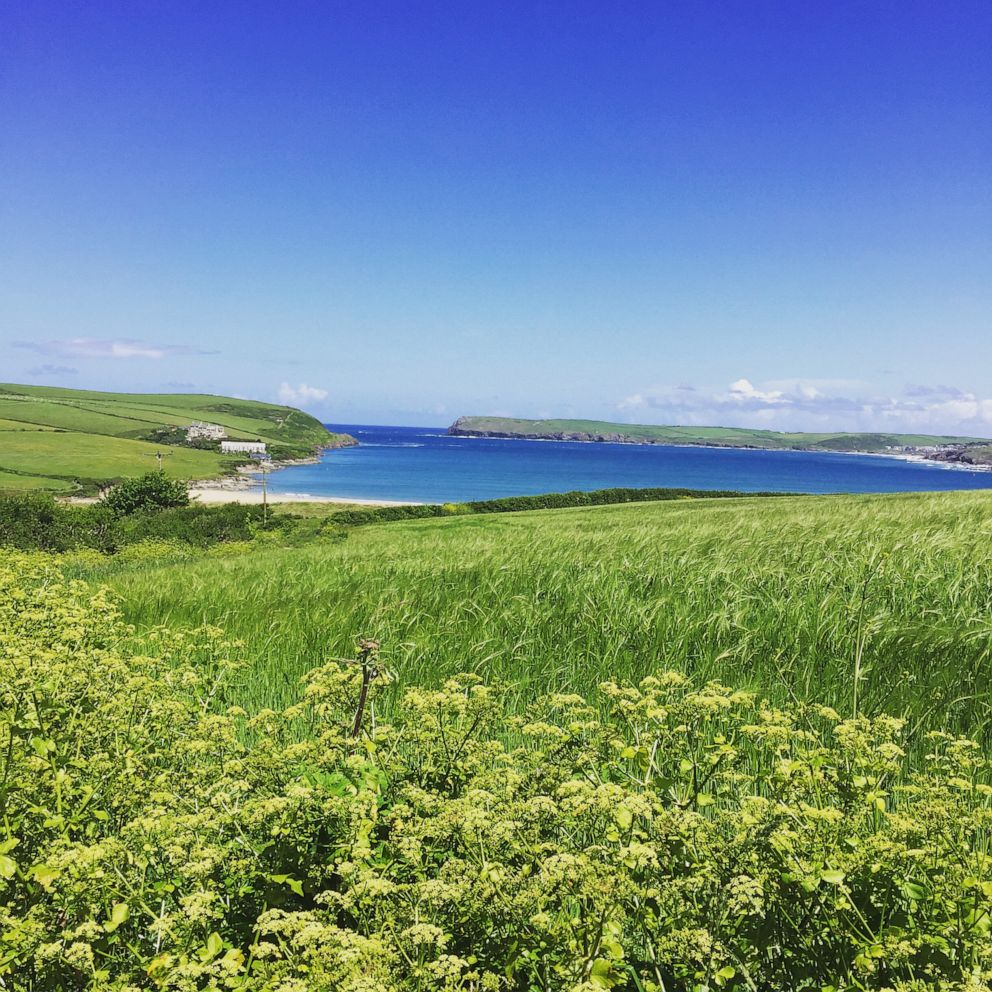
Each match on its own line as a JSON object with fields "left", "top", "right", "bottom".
{"left": 449, "top": 414, "right": 990, "bottom": 452}
{"left": 0, "top": 382, "right": 354, "bottom": 492}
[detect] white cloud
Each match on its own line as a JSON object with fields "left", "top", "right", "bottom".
{"left": 617, "top": 379, "right": 992, "bottom": 435}
{"left": 278, "top": 382, "right": 329, "bottom": 405}
{"left": 13, "top": 337, "right": 214, "bottom": 360}
{"left": 728, "top": 378, "right": 786, "bottom": 404}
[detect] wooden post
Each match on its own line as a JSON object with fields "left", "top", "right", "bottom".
{"left": 262, "top": 465, "right": 268, "bottom": 526}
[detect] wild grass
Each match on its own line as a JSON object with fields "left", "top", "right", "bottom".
{"left": 92, "top": 489, "right": 992, "bottom": 744}
{"left": 270, "top": 500, "right": 378, "bottom": 518}
{"left": 9, "top": 552, "right": 992, "bottom": 988}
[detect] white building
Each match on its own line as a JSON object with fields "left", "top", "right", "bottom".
{"left": 220, "top": 440, "right": 267, "bottom": 455}
{"left": 187, "top": 421, "right": 227, "bottom": 441}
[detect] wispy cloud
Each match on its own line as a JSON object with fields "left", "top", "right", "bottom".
{"left": 278, "top": 382, "right": 329, "bottom": 405}
{"left": 903, "top": 383, "right": 969, "bottom": 400}
{"left": 28, "top": 363, "right": 78, "bottom": 376}
{"left": 13, "top": 337, "right": 217, "bottom": 360}
{"left": 618, "top": 378, "right": 992, "bottom": 435}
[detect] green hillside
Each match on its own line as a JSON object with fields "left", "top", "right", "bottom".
{"left": 0, "top": 382, "right": 354, "bottom": 493}
{"left": 449, "top": 414, "right": 990, "bottom": 451}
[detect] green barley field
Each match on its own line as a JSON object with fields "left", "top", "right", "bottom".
{"left": 96, "top": 488, "right": 992, "bottom": 743}
{"left": 12, "top": 487, "right": 992, "bottom": 988}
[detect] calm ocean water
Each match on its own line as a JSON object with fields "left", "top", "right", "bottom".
{"left": 256, "top": 425, "right": 992, "bottom": 503}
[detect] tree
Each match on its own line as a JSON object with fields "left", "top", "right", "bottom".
{"left": 101, "top": 472, "right": 189, "bottom": 516}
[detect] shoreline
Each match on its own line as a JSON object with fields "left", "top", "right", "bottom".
{"left": 188, "top": 487, "right": 420, "bottom": 507}
{"left": 860, "top": 450, "right": 992, "bottom": 473}
{"left": 189, "top": 469, "right": 421, "bottom": 506}
{"left": 447, "top": 432, "right": 992, "bottom": 473}
{"left": 190, "top": 437, "right": 991, "bottom": 507}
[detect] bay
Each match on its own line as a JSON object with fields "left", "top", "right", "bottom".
{"left": 257, "top": 425, "right": 992, "bottom": 503}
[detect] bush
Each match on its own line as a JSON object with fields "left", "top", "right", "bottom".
{"left": 2, "top": 554, "right": 990, "bottom": 990}
{"left": 0, "top": 494, "right": 121, "bottom": 553}
{"left": 117, "top": 502, "right": 266, "bottom": 546}
{"left": 100, "top": 471, "right": 190, "bottom": 516}
{"left": 0, "top": 492, "right": 75, "bottom": 551}
{"left": 0, "top": 492, "right": 332, "bottom": 555}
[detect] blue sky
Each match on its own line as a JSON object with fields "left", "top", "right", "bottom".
{"left": 2, "top": 2, "right": 990, "bottom": 432}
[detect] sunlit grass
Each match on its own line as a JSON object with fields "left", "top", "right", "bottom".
{"left": 92, "top": 489, "right": 992, "bottom": 743}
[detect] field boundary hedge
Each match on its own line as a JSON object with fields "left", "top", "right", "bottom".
{"left": 332, "top": 486, "right": 792, "bottom": 525}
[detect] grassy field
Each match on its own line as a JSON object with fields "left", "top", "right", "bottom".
{"left": 0, "top": 382, "right": 354, "bottom": 492}
{"left": 13, "top": 531, "right": 992, "bottom": 988}
{"left": 92, "top": 489, "right": 992, "bottom": 745}
{"left": 450, "top": 414, "right": 990, "bottom": 451}
{"left": 0, "top": 428, "right": 234, "bottom": 484}
{"left": 0, "top": 468, "right": 72, "bottom": 490}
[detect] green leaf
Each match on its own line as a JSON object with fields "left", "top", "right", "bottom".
{"left": 903, "top": 881, "right": 927, "bottom": 901}
{"left": 204, "top": 932, "right": 223, "bottom": 959}
{"left": 0, "top": 855, "right": 17, "bottom": 879}
{"left": 820, "top": 869, "right": 846, "bottom": 886}
{"left": 30, "top": 737, "right": 55, "bottom": 758}
{"left": 589, "top": 958, "right": 620, "bottom": 989}
{"left": 104, "top": 902, "right": 129, "bottom": 932}
{"left": 269, "top": 873, "right": 304, "bottom": 897}
{"left": 30, "top": 863, "right": 60, "bottom": 889}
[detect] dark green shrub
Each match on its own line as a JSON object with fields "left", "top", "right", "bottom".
{"left": 101, "top": 471, "right": 190, "bottom": 516}
{"left": 116, "top": 504, "right": 347, "bottom": 548}
{"left": 66, "top": 504, "right": 124, "bottom": 553}
{"left": 0, "top": 491, "right": 335, "bottom": 554}
{"left": 0, "top": 492, "right": 76, "bottom": 551}
{"left": 465, "top": 486, "right": 777, "bottom": 513}
{"left": 333, "top": 503, "right": 448, "bottom": 525}
{"left": 118, "top": 502, "right": 266, "bottom": 546}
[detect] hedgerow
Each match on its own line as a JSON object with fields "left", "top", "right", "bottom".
{"left": 332, "top": 486, "right": 787, "bottom": 525}
{"left": 0, "top": 492, "right": 345, "bottom": 554}
{"left": 2, "top": 554, "right": 991, "bottom": 991}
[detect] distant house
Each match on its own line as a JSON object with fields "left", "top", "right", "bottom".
{"left": 220, "top": 440, "right": 267, "bottom": 455}
{"left": 187, "top": 421, "right": 227, "bottom": 441}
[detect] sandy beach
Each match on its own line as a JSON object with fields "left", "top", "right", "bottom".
{"left": 188, "top": 487, "right": 419, "bottom": 507}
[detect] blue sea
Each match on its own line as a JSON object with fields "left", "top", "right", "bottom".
{"left": 256, "top": 425, "right": 992, "bottom": 503}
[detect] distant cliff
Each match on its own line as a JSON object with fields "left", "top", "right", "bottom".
{"left": 448, "top": 416, "right": 991, "bottom": 455}
{"left": 914, "top": 444, "right": 992, "bottom": 468}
